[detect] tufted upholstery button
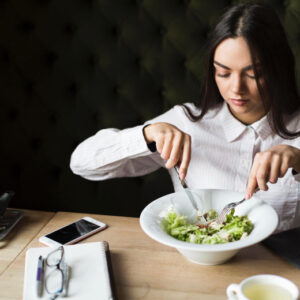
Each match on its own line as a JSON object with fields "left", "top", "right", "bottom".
{"left": 88, "top": 54, "right": 97, "bottom": 67}
{"left": 159, "top": 26, "right": 166, "bottom": 36}
{"left": 63, "top": 22, "right": 77, "bottom": 36}
{"left": 81, "top": 0, "right": 94, "bottom": 4}
{"left": 38, "top": 0, "right": 51, "bottom": 5}
{"left": 111, "top": 26, "right": 120, "bottom": 37}
{"left": 49, "top": 112, "right": 59, "bottom": 124}
{"left": 182, "top": 58, "right": 188, "bottom": 67}
{"left": 0, "top": 47, "right": 10, "bottom": 65}
{"left": 92, "top": 112, "right": 99, "bottom": 121}
{"left": 159, "top": 87, "right": 165, "bottom": 97}
{"left": 51, "top": 166, "right": 61, "bottom": 181}
{"left": 68, "top": 81, "right": 78, "bottom": 95}
{"left": 8, "top": 108, "right": 19, "bottom": 121}
{"left": 113, "top": 85, "right": 121, "bottom": 94}
{"left": 24, "top": 81, "right": 34, "bottom": 94}
{"left": 18, "top": 21, "right": 35, "bottom": 34}
{"left": 31, "top": 138, "right": 42, "bottom": 150}
{"left": 45, "top": 51, "right": 58, "bottom": 67}
{"left": 135, "top": 56, "right": 142, "bottom": 66}
{"left": 134, "top": 0, "right": 143, "bottom": 5}
{"left": 12, "top": 163, "right": 22, "bottom": 176}
{"left": 181, "top": 0, "right": 190, "bottom": 6}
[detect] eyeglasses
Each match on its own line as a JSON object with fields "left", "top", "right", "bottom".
{"left": 45, "top": 246, "right": 69, "bottom": 300}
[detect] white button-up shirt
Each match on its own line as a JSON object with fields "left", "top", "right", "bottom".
{"left": 70, "top": 102, "right": 300, "bottom": 232}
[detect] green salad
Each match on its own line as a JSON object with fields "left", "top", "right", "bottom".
{"left": 162, "top": 208, "right": 254, "bottom": 244}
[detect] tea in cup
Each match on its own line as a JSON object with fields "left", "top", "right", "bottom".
{"left": 227, "top": 274, "right": 299, "bottom": 300}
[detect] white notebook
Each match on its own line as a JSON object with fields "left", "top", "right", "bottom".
{"left": 23, "top": 241, "right": 114, "bottom": 300}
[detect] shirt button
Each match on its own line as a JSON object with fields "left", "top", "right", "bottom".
{"left": 241, "top": 159, "right": 248, "bottom": 168}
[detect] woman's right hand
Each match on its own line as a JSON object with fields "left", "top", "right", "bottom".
{"left": 143, "top": 122, "right": 191, "bottom": 180}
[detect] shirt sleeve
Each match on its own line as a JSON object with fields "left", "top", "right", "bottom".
{"left": 70, "top": 105, "right": 187, "bottom": 181}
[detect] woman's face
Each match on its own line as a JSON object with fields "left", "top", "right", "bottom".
{"left": 214, "top": 37, "right": 266, "bottom": 124}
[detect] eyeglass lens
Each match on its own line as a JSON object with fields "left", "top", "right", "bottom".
{"left": 46, "top": 268, "right": 64, "bottom": 294}
{"left": 46, "top": 247, "right": 64, "bottom": 266}
{"left": 45, "top": 246, "right": 68, "bottom": 297}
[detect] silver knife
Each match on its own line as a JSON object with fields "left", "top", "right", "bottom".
{"left": 174, "top": 167, "right": 207, "bottom": 223}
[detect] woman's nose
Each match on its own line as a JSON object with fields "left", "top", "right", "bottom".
{"left": 231, "top": 74, "right": 244, "bottom": 94}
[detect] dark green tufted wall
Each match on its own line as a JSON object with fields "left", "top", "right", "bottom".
{"left": 1, "top": 0, "right": 299, "bottom": 216}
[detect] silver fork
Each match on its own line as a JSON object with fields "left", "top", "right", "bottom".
{"left": 216, "top": 187, "right": 259, "bottom": 224}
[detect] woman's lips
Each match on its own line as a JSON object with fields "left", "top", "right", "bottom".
{"left": 230, "top": 98, "right": 249, "bottom": 106}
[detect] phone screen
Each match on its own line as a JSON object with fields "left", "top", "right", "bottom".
{"left": 45, "top": 219, "right": 100, "bottom": 244}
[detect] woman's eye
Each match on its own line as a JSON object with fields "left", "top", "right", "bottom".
{"left": 216, "top": 73, "right": 230, "bottom": 78}
{"left": 246, "top": 73, "right": 256, "bottom": 79}
{"left": 246, "top": 70, "right": 261, "bottom": 79}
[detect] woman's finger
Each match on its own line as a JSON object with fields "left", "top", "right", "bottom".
{"left": 256, "top": 165, "right": 269, "bottom": 191}
{"left": 280, "top": 155, "right": 290, "bottom": 177}
{"left": 246, "top": 155, "right": 261, "bottom": 199}
{"left": 256, "top": 152, "right": 272, "bottom": 191}
{"left": 178, "top": 135, "right": 191, "bottom": 179}
{"left": 160, "top": 132, "right": 174, "bottom": 160}
{"left": 165, "top": 132, "right": 183, "bottom": 169}
{"left": 155, "top": 133, "right": 165, "bottom": 153}
{"left": 269, "top": 154, "right": 281, "bottom": 183}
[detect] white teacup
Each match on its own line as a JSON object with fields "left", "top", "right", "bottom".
{"left": 227, "top": 274, "right": 299, "bottom": 300}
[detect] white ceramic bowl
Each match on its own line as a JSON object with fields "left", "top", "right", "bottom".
{"left": 140, "top": 189, "right": 278, "bottom": 265}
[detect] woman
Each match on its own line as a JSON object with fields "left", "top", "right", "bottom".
{"left": 70, "top": 3, "right": 300, "bottom": 232}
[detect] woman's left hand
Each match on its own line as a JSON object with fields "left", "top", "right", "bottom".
{"left": 246, "top": 144, "right": 300, "bottom": 199}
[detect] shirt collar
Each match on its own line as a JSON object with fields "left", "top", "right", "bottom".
{"left": 218, "top": 102, "right": 273, "bottom": 142}
{"left": 250, "top": 114, "right": 273, "bottom": 140}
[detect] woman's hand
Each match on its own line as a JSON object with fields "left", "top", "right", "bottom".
{"left": 143, "top": 122, "right": 191, "bottom": 179}
{"left": 246, "top": 144, "right": 300, "bottom": 199}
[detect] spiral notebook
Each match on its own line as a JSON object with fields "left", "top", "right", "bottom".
{"left": 23, "top": 241, "right": 116, "bottom": 300}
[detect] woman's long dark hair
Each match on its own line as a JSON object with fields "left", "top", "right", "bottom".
{"left": 185, "top": 3, "right": 300, "bottom": 139}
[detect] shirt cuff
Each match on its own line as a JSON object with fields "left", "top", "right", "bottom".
{"left": 142, "top": 124, "right": 157, "bottom": 152}
{"left": 114, "top": 125, "right": 153, "bottom": 161}
{"left": 292, "top": 169, "right": 300, "bottom": 182}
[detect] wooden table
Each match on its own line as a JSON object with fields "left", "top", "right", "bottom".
{"left": 0, "top": 210, "right": 299, "bottom": 300}
{"left": 0, "top": 210, "right": 54, "bottom": 299}
{"left": 0, "top": 210, "right": 54, "bottom": 275}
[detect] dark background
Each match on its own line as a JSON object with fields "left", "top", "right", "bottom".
{"left": 1, "top": 0, "right": 299, "bottom": 217}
